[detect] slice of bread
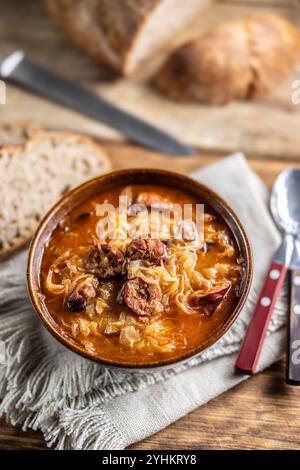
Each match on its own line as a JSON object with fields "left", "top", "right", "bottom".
{"left": 0, "top": 128, "right": 111, "bottom": 259}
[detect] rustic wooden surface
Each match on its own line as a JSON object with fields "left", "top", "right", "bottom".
{"left": 1, "top": 0, "right": 300, "bottom": 451}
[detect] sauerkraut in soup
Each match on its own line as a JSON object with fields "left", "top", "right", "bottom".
{"left": 41, "top": 184, "right": 243, "bottom": 365}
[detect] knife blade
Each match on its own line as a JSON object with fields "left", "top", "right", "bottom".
{"left": 0, "top": 51, "right": 194, "bottom": 156}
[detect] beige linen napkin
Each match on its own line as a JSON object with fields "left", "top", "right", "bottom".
{"left": 0, "top": 154, "right": 286, "bottom": 449}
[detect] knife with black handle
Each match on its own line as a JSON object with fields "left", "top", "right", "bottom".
{"left": 0, "top": 51, "right": 194, "bottom": 156}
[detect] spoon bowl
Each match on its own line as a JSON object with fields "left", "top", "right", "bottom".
{"left": 271, "top": 169, "right": 300, "bottom": 236}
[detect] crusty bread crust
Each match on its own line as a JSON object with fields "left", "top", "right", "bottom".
{"left": 44, "top": 0, "right": 160, "bottom": 74}
{"left": 154, "top": 14, "right": 300, "bottom": 104}
{"left": 0, "top": 127, "right": 111, "bottom": 260}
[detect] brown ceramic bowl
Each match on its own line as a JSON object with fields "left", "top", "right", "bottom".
{"left": 27, "top": 169, "right": 252, "bottom": 371}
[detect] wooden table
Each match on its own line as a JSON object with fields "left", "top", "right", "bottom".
{"left": 1, "top": 0, "right": 300, "bottom": 450}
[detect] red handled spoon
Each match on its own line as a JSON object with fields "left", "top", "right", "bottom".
{"left": 236, "top": 170, "right": 298, "bottom": 375}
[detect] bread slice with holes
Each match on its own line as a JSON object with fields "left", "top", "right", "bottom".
{"left": 0, "top": 129, "right": 111, "bottom": 259}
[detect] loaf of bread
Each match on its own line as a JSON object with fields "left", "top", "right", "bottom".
{"left": 44, "top": 0, "right": 211, "bottom": 78}
{"left": 0, "top": 126, "right": 111, "bottom": 259}
{"left": 154, "top": 14, "right": 300, "bottom": 104}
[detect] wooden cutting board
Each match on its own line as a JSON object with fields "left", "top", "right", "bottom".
{"left": 1, "top": 0, "right": 300, "bottom": 160}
